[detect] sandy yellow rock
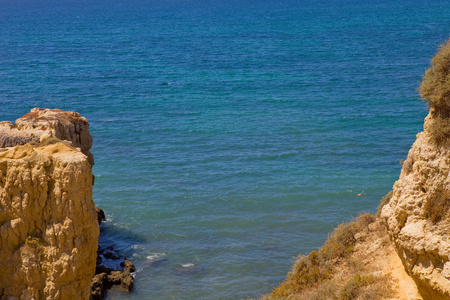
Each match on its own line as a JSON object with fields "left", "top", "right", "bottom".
{"left": 382, "top": 111, "right": 450, "bottom": 299}
{"left": 0, "top": 109, "right": 99, "bottom": 300}
{"left": 0, "top": 108, "right": 94, "bottom": 165}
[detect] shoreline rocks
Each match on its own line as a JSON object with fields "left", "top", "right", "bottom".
{"left": 91, "top": 207, "right": 135, "bottom": 299}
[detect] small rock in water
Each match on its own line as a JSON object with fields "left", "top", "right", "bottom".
{"left": 121, "top": 258, "right": 136, "bottom": 273}
{"left": 91, "top": 256, "right": 135, "bottom": 298}
{"left": 91, "top": 273, "right": 108, "bottom": 300}
{"left": 91, "top": 208, "right": 135, "bottom": 299}
{"left": 96, "top": 207, "right": 106, "bottom": 225}
{"left": 145, "top": 253, "right": 168, "bottom": 267}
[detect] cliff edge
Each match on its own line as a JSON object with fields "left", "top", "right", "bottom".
{"left": 381, "top": 112, "right": 450, "bottom": 299}
{"left": 0, "top": 108, "right": 94, "bottom": 165}
{"left": 381, "top": 39, "right": 450, "bottom": 299}
{"left": 0, "top": 109, "right": 99, "bottom": 299}
{"left": 265, "top": 40, "right": 450, "bottom": 300}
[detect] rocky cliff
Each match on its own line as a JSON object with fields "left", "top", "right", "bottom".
{"left": 381, "top": 39, "right": 450, "bottom": 300}
{"left": 381, "top": 113, "right": 450, "bottom": 299}
{"left": 266, "top": 40, "right": 450, "bottom": 300}
{"left": 0, "top": 109, "right": 99, "bottom": 299}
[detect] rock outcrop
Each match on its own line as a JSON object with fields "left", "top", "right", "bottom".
{"left": 90, "top": 208, "right": 136, "bottom": 299}
{"left": 381, "top": 112, "right": 450, "bottom": 299}
{"left": 91, "top": 257, "right": 135, "bottom": 300}
{"left": 382, "top": 38, "right": 450, "bottom": 300}
{"left": 0, "top": 109, "right": 99, "bottom": 299}
{"left": 0, "top": 108, "right": 94, "bottom": 165}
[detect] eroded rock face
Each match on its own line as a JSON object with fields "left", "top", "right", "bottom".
{"left": 382, "top": 112, "right": 450, "bottom": 299}
{"left": 0, "top": 108, "right": 94, "bottom": 165}
{"left": 0, "top": 109, "right": 99, "bottom": 299}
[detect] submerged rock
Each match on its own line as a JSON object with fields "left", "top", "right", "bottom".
{"left": 175, "top": 264, "right": 204, "bottom": 275}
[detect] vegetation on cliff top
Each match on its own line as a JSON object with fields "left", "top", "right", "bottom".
{"left": 420, "top": 39, "right": 450, "bottom": 114}
{"left": 420, "top": 38, "right": 450, "bottom": 143}
{"left": 418, "top": 38, "right": 450, "bottom": 225}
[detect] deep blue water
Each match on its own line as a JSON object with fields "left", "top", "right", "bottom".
{"left": 1, "top": 0, "right": 450, "bottom": 298}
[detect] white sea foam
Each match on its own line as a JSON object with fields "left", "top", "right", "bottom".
{"left": 147, "top": 253, "right": 166, "bottom": 261}
{"left": 181, "top": 263, "right": 194, "bottom": 268}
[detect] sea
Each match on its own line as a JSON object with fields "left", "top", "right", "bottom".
{"left": 1, "top": 0, "right": 450, "bottom": 299}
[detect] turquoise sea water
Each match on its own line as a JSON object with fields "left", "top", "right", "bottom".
{"left": 2, "top": 0, "right": 450, "bottom": 298}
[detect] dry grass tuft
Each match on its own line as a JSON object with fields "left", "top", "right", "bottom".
{"left": 340, "top": 274, "right": 393, "bottom": 300}
{"left": 424, "top": 188, "right": 450, "bottom": 223}
{"left": 270, "top": 214, "right": 377, "bottom": 299}
{"left": 340, "top": 274, "right": 376, "bottom": 300}
{"left": 427, "top": 113, "right": 450, "bottom": 145}
{"left": 376, "top": 190, "right": 393, "bottom": 217}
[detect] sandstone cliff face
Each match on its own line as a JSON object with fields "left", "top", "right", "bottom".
{"left": 0, "top": 108, "right": 94, "bottom": 165}
{"left": 0, "top": 109, "right": 99, "bottom": 299}
{"left": 382, "top": 112, "right": 450, "bottom": 299}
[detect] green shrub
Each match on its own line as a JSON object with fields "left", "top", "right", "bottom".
{"left": 319, "top": 221, "right": 357, "bottom": 262}
{"left": 420, "top": 38, "right": 450, "bottom": 144}
{"left": 420, "top": 39, "right": 450, "bottom": 116}
{"left": 354, "top": 213, "right": 376, "bottom": 231}
{"left": 339, "top": 274, "right": 394, "bottom": 300}
{"left": 319, "top": 213, "right": 375, "bottom": 262}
